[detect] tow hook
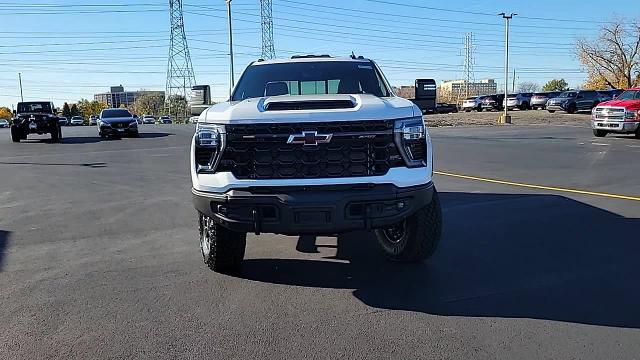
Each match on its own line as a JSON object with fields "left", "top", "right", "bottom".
{"left": 252, "top": 209, "right": 261, "bottom": 235}
{"left": 364, "top": 205, "right": 372, "bottom": 230}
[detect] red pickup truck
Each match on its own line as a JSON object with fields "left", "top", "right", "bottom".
{"left": 591, "top": 88, "right": 640, "bottom": 138}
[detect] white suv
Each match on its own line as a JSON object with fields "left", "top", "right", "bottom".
{"left": 190, "top": 55, "right": 442, "bottom": 272}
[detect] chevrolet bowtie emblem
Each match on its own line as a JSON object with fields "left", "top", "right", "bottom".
{"left": 287, "top": 131, "right": 333, "bottom": 146}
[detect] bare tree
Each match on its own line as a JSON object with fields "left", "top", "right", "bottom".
{"left": 517, "top": 82, "right": 539, "bottom": 93}
{"left": 576, "top": 19, "right": 640, "bottom": 88}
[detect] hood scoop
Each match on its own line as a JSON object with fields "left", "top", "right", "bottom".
{"left": 263, "top": 95, "right": 357, "bottom": 111}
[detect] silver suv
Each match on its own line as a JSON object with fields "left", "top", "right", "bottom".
{"left": 504, "top": 93, "right": 533, "bottom": 110}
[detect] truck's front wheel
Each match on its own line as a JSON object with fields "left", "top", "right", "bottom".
{"left": 10, "top": 127, "right": 21, "bottom": 142}
{"left": 199, "top": 213, "right": 246, "bottom": 273}
{"left": 375, "top": 189, "right": 442, "bottom": 262}
{"left": 50, "top": 124, "right": 61, "bottom": 142}
{"left": 593, "top": 129, "right": 607, "bottom": 137}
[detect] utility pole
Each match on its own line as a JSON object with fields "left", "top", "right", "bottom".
{"left": 461, "top": 32, "right": 475, "bottom": 102}
{"left": 260, "top": 0, "right": 276, "bottom": 60}
{"left": 512, "top": 68, "right": 516, "bottom": 93}
{"left": 499, "top": 12, "right": 516, "bottom": 124}
{"left": 166, "top": 0, "right": 196, "bottom": 120}
{"left": 18, "top": 73, "right": 23, "bottom": 102}
{"left": 226, "top": 0, "right": 235, "bottom": 99}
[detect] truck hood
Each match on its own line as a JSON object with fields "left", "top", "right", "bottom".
{"left": 597, "top": 99, "right": 640, "bottom": 110}
{"left": 199, "top": 94, "right": 417, "bottom": 124}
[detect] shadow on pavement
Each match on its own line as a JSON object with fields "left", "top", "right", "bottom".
{"left": 138, "top": 132, "right": 174, "bottom": 139}
{"left": 0, "top": 231, "right": 10, "bottom": 272}
{"left": 238, "top": 192, "right": 640, "bottom": 328}
{"left": 0, "top": 161, "right": 106, "bottom": 168}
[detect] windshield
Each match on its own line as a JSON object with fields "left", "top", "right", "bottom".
{"left": 615, "top": 90, "right": 640, "bottom": 100}
{"left": 72, "top": 116, "right": 82, "bottom": 120}
{"left": 17, "top": 102, "right": 52, "bottom": 113}
{"left": 559, "top": 91, "right": 577, "bottom": 98}
{"left": 232, "top": 61, "right": 390, "bottom": 101}
{"left": 101, "top": 109, "right": 132, "bottom": 118}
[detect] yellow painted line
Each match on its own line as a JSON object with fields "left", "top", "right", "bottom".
{"left": 434, "top": 171, "right": 640, "bottom": 202}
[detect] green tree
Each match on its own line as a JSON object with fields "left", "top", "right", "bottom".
{"left": 167, "top": 95, "right": 187, "bottom": 122}
{"left": 70, "top": 104, "right": 79, "bottom": 117}
{"left": 62, "top": 102, "right": 71, "bottom": 117}
{"left": 77, "top": 99, "right": 107, "bottom": 119}
{"left": 132, "top": 92, "right": 165, "bottom": 117}
{"left": 0, "top": 106, "right": 12, "bottom": 119}
{"left": 542, "top": 79, "right": 569, "bottom": 92}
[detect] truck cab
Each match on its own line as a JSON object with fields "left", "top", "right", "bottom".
{"left": 591, "top": 88, "right": 640, "bottom": 138}
{"left": 409, "top": 79, "right": 437, "bottom": 114}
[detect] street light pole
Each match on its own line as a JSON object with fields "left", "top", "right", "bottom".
{"left": 499, "top": 12, "right": 516, "bottom": 124}
{"left": 226, "top": 0, "right": 235, "bottom": 99}
{"left": 18, "top": 73, "right": 23, "bottom": 102}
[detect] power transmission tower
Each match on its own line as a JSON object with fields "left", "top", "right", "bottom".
{"left": 260, "top": 0, "right": 276, "bottom": 59}
{"left": 462, "top": 32, "right": 476, "bottom": 99}
{"left": 166, "top": 0, "right": 196, "bottom": 121}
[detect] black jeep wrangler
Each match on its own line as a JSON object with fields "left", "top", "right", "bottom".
{"left": 11, "top": 101, "right": 62, "bottom": 143}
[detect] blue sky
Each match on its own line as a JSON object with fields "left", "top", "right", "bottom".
{"left": 0, "top": 0, "right": 638, "bottom": 108}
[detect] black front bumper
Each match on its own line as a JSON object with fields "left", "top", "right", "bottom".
{"left": 13, "top": 120, "right": 56, "bottom": 134}
{"left": 100, "top": 126, "right": 138, "bottom": 136}
{"left": 193, "top": 182, "right": 434, "bottom": 235}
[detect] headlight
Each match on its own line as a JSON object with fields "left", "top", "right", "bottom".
{"left": 98, "top": 120, "right": 110, "bottom": 127}
{"left": 394, "top": 117, "right": 427, "bottom": 168}
{"left": 194, "top": 123, "right": 225, "bottom": 171}
{"left": 129, "top": 120, "right": 138, "bottom": 127}
{"left": 625, "top": 110, "right": 639, "bottom": 121}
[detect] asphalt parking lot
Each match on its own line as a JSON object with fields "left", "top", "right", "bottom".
{"left": 0, "top": 123, "right": 639, "bottom": 359}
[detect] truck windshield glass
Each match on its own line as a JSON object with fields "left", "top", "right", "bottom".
{"left": 559, "top": 92, "right": 577, "bottom": 98}
{"left": 616, "top": 90, "right": 640, "bottom": 100}
{"left": 101, "top": 109, "right": 132, "bottom": 118}
{"left": 232, "top": 61, "right": 390, "bottom": 101}
{"left": 17, "top": 102, "right": 52, "bottom": 113}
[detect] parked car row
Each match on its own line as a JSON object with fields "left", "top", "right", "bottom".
{"left": 460, "top": 89, "right": 625, "bottom": 114}
{"left": 55, "top": 114, "right": 174, "bottom": 126}
{"left": 547, "top": 90, "right": 605, "bottom": 114}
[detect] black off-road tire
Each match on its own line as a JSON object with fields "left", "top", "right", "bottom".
{"left": 10, "top": 127, "right": 21, "bottom": 142}
{"left": 375, "top": 188, "right": 443, "bottom": 262}
{"left": 567, "top": 103, "right": 577, "bottom": 114}
{"left": 548, "top": 110, "right": 556, "bottom": 113}
{"left": 634, "top": 126, "right": 640, "bottom": 139}
{"left": 50, "top": 124, "right": 60, "bottom": 142}
{"left": 199, "top": 213, "right": 246, "bottom": 273}
{"left": 593, "top": 129, "right": 607, "bottom": 137}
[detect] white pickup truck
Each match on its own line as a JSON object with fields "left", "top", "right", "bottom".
{"left": 190, "top": 55, "right": 442, "bottom": 272}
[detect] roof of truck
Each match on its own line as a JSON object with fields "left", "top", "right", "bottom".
{"left": 251, "top": 55, "right": 372, "bottom": 66}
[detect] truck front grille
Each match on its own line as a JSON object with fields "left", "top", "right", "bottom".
{"left": 217, "top": 120, "right": 405, "bottom": 179}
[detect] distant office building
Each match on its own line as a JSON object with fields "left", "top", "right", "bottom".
{"left": 94, "top": 85, "right": 164, "bottom": 108}
{"left": 440, "top": 79, "right": 497, "bottom": 96}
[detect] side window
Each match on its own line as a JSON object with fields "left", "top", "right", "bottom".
{"left": 327, "top": 80, "right": 340, "bottom": 94}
